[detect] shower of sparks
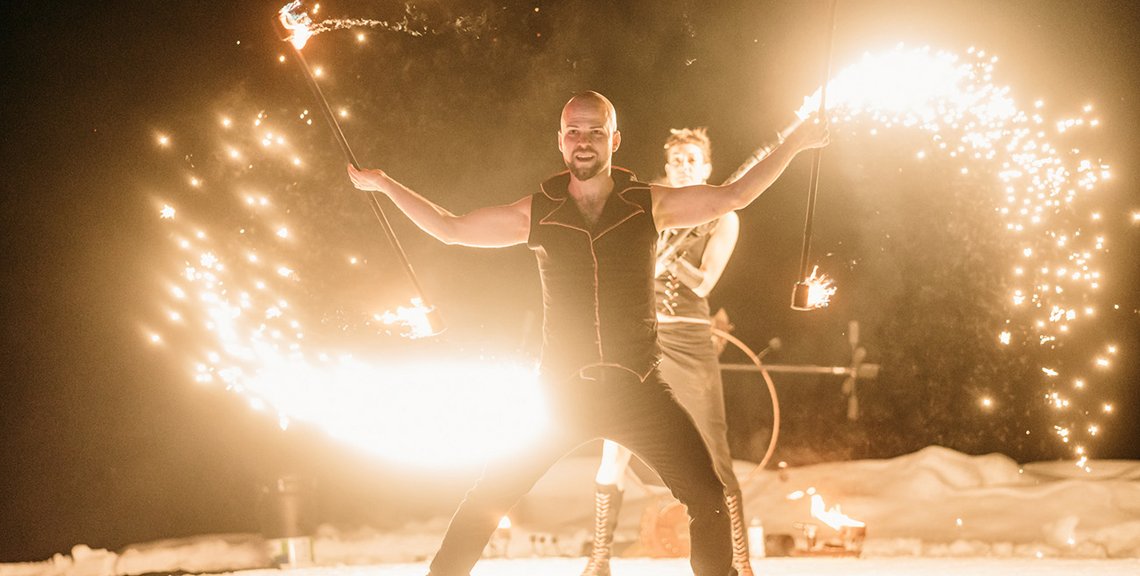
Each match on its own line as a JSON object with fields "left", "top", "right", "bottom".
{"left": 159, "top": 13, "right": 1123, "bottom": 467}
{"left": 798, "top": 44, "right": 1120, "bottom": 465}
{"left": 801, "top": 265, "right": 837, "bottom": 308}
{"left": 278, "top": 0, "right": 490, "bottom": 47}
{"left": 148, "top": 100, "right": 545, "bottom": 466}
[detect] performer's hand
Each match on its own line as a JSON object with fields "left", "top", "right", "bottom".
{"left": 786, "top": 114, "right": 830, "bottom": 152}
{"left": 347, "top": 164, "right": 389, "bottom": 193}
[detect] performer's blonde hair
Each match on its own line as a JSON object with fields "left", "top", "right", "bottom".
{"left": 664, "top": 127, "right": 711, "bottom": 163}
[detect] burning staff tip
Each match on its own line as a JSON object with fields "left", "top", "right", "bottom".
{"left": 377, "top": 298, "right": 446, "bottom": 339}
{"left": 277, "top": 1, "right": 314, "bottom": 50}
{"left": 791, "top": 267, "right": 837, "bottom": 311}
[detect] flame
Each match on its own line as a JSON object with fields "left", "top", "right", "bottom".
{"left": 376, "top": 297, "right": 437, "bottom": 339}
{"left": 279, "top": 1, "right": 314, "bottom": 50}
{"left": 810, "top": 494, "right": 865, "bottom": 530}
{"left": 803, "top": 266, "right": 837, "bottom": 308}
{"left": 497, "top": 516, "right": 512, "bottom": 530}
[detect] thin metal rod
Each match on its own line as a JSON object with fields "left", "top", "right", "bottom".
{"left": 796, "top": 0, "right": 839, "bottom": 280}
{"left": 721, "top": 363, "right": 879, "bottom": 379}
{"left": 287, "top": 47, "right": 431, "bottom": 302}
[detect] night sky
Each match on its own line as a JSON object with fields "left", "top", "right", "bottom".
{"left": 2, "top": 0, "right": 1138, "bottom": 562}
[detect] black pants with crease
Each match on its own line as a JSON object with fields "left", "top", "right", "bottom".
{"left": 428, "top": 366, "right": 733, "bottom": 576}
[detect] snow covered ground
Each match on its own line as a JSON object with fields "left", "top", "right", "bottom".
{"left": 3, "top": 446, "right": 1139, "bottom": 576}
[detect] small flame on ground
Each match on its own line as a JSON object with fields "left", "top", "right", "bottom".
{"left": 810, "top": 494, "right": 865, "bottom": 530}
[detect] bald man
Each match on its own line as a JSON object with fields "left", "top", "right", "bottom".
{"left": 349, "top": 91, "right": 827, "bottom": 576}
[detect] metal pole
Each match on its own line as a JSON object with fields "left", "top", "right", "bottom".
{"left": 276, "top": 17, "right": 444, "bottom": 334}
{"left": 792, "top": 0, "right": 839, "bottom": 310}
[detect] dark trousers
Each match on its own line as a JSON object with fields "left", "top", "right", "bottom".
{"left": 428, "top": 367, "right": 733, "bottom": 576}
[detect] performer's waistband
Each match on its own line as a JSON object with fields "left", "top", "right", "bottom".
{"left": 656, "top": 314, "right": 711, "bottom": 326}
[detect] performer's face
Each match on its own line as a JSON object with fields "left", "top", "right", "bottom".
{"left": 664, "top": 143, "right": 712, "bottom": 187}
{"left": 558, "top": 98, "right": 620, "bottom": 181}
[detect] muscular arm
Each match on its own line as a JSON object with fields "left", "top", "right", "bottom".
{"left": 666, "top": 211, "right": 740, "bottom": 298}
{"left": 347, "top": 165, "right": 530, "bottom": 248}
{"left": 651, "top": 118, "right": 828, "bottom": 230}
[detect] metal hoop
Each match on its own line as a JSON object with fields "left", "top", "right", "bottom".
{"left": 710, "top": 326, "right": 780, "bottom": 480}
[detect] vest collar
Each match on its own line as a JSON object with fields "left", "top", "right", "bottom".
{"left": 538, "top": 167, "right": 647, "bottom": 238}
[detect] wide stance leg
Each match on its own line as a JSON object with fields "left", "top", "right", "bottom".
{"left": 725, "top": 489, "right": 754, "bottom": 576}
{"left": 604, "top": 373, "right": 734, "bottom": 576}
{"left": 580, "top": 483, "right": 623, "bottom": 576}
{"left": 428, "top": 431, "right": 579, "bottom": 576}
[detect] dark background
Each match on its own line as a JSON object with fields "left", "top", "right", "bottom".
{"left": 2, "top": 0, "right": 1137, "bottom": 561}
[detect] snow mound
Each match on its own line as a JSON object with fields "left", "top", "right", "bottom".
{"left": 3, "top": 446, "right": 1138, "bottom": 576}
{"left": 519, "top": 445, "right": 1140, "bottom": 559}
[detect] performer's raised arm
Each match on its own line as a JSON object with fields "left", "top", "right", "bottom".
{"left": 651, "top": 117, "right": 829, "bottom": 230}
{"left": 347, "top": 165, "right": 531, "bottom": 248}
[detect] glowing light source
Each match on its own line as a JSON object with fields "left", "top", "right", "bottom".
{"left": 278, "top": 1, "right": 314, "bottom": 50}
{"left": 797, "top": 43, "right": 1121, "bottom": 463}
{"left": 792, "top": 266, "right": 836, "bottom": 310}
{"left": 376, "top": 297, "right": 440, "bottom": 339}
{"left": 810, "top": 493, "right": 865, "bottom": 530}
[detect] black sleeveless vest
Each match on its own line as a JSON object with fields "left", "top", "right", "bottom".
{"left": 655, "top": 221, "right": 718, "bottom": 321}
{"left": 527, "top": 168, "right": 661, "bottom": 381}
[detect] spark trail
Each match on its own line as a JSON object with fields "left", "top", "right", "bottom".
{"left": 798, "top": 44, "right": 1120, "bottom": 466}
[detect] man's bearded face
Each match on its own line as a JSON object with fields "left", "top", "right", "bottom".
{"left": 559, "top": 99, "right": 618, "bottom": 181}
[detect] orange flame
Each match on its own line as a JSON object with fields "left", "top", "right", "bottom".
{"left": 803, "top": 265, "right": 837, "bottom": 308}
{"left": 810, "top": 494, "right": 865, "bottom": 530}
{"left": 376, "top": 297, "right": 437, "bottom": 339}
{"left": 278, "top": 1, "right": 314, "bottom": 50}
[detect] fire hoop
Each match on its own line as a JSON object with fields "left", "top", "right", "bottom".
{"left": 709, "top": 326, "right": 781, "bottom": 479}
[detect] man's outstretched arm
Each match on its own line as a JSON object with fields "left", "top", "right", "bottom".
{"left": 347, "top": 165, "right": 531, "bottom": 248}
{"left": 652, "top": 118, "right": 829, "bottom": 230}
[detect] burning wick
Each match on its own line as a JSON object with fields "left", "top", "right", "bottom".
{"left": 791, "top": 265, "right": 837, "bottom": 310}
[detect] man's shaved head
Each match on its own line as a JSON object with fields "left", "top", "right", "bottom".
{"left": 558, "top": 91, "right": 621, "bottom": 181}
{"left": 561, "top": 91, "right": 617, "bottom": 133}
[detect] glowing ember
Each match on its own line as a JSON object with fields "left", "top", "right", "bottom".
{"left": 810, "top": 493, "right": 865, "bottom": 530}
